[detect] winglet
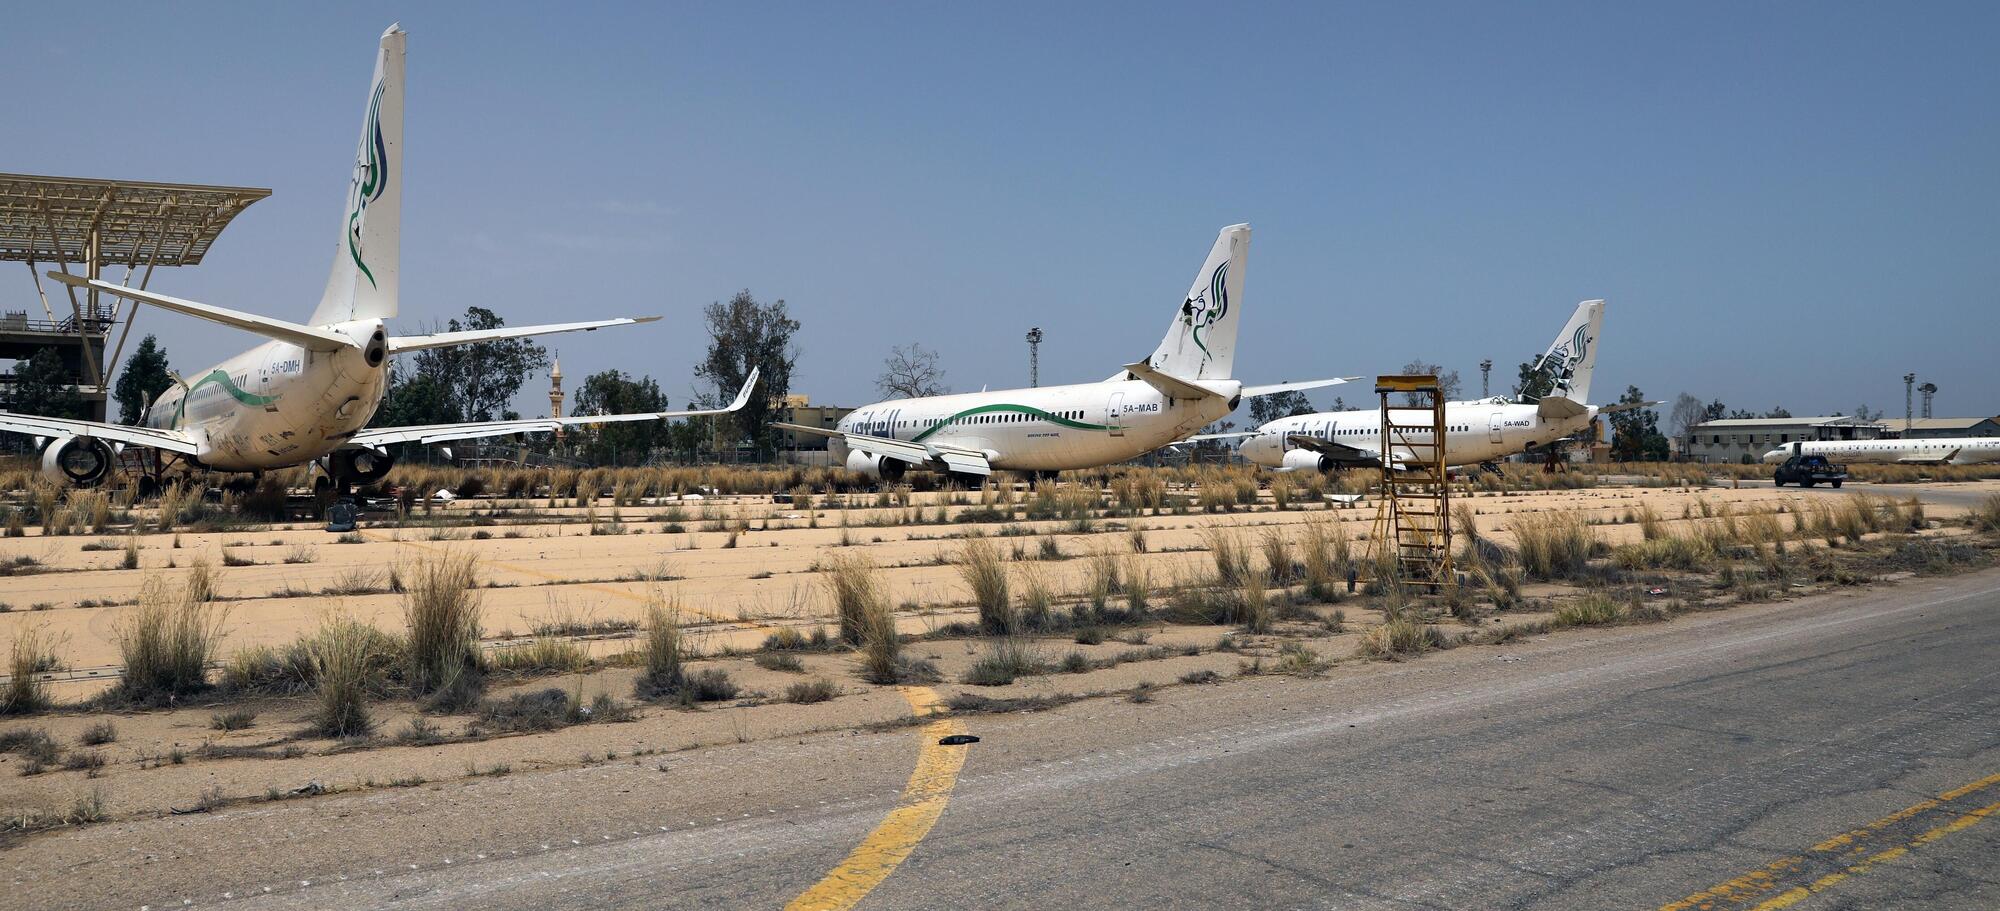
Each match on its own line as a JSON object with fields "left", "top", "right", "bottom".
{"left": 724, "top": 368, "right": 761, "bottom": 411}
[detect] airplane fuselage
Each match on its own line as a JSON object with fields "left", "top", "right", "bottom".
{"left": 1760, "top": 438, "right": 2000, "bottom": 466}
{"left": 835, "top": 379, "right": 1240, "bottom": 473}
{"left": 142, "top": 320, "right": 390, "bottom": 471}
{"left": 1241, "top": 398, "right": 1597, "bottom": 470}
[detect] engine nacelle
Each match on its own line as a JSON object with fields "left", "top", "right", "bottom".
{"left": 845, "top": 449, "right": 907, "bottom": 483}
{"left": 1281, "top": 448, "right": 1331, "bottom": 473}
{"left": 332, "top": 447, "right": 395, "bottom": 484}
{"left": 41, "top": 435, "right": 116, "bottom": 487}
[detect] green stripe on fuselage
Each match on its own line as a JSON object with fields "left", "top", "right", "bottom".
{"left": 186, "top": 369, "right": 279, "bottom": 408}
{"left": 910, "top": 403, "right": 1117, "bottom": 442}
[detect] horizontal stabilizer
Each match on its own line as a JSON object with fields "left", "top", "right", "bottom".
{"left": 1594, "top": 399, "right": 1663, "bottom": 415}
{"left": 1242, "top": 377, "right": 1357, "bottom": 398}
{"left": 1537, "top": 396, "right": 1589, "bottom": 420}
{"left": 1121, "top": 361, "right": 1228, "bottom": 401}
{"left": 352, "top": 369, "right": 757, "bottom": 448}
{"left": 388, "top": 316, "right": 661, "bottom": 353}
{"left": 47, "top": 273, "right": 357, "bottom": 351}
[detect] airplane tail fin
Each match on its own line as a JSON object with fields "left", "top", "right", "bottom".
{"left": 310, "top": 23, "right": 406, "bottom": 327}
{"left": 1145, "top": 224, "right": 1248, "bottom": 381}
{"left": 1529, "top": 299, "right": 1603, "bottom": 404}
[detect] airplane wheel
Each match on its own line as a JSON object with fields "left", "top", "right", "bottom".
{"left": 1832, "top": 480, "right": 1842, "bottom": 488}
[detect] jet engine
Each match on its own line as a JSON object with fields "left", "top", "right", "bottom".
{"left": 40, "top": 435, "right": 116, "bottom": 487}
{"left": 845, "top": 449, "right": 907, "bottom": 482}
{"left": 1281, "top": 448, "right": 1331, "bottom": 473}
{"left": 331, "top": 447, "right": 395, "bottom": 484}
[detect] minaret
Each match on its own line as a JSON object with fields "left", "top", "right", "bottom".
{"left": 549, "top": 355, "right": 565, "bottom": 441}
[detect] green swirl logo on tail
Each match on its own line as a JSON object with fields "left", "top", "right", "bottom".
{"left": 1179, "top": 261, "right": 1230, "bottom": 360}
{"left": 347, "top": 80, "right": 389, "bottom": 289}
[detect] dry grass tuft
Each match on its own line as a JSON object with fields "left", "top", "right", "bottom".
{"left": 3, "top": 625, "right": 60, "bottom": 715}
{"left": 957, "top": 538, "right": 1012, "bottom": 634}
{"left": 308, "top": 618, "right": 382, "bottom": 738}
{"left": 1512, "top": 512, "right": 1595, "bottom": 581}
{"left": 401, "top": 550, "right": 485, "bottom": 699}
{"left": 114, "top": 563, "right": 228, "bottom": 705}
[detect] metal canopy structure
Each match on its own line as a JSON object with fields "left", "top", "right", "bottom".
{"left": 1, "top": 173, "right": 270, "bottom": 420}
{"left": 0, "top": 173, "right": 270, "bottom": 267}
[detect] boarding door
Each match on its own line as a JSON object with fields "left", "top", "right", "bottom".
{"left": 1106, "top": 392, "right": 1125, "bottom": 437}
{"left": 1489, "top": 412, "right": 1504, "bottom": 444}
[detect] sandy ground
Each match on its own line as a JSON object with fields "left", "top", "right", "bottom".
{"left": 0, "top": 476, "right": 1990, "bottom": 836}
{"left": 5, "top": 479, "right": 1978, "bottom": 676}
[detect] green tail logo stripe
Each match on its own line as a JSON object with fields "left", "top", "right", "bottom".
{"left": 911, "top": 403, "right": 1118, "bottom": 442}
{"left": 1187, "top": 261, "right": 1229, "bottom": 359}
{"left": 347, "top": 80, "right": 388, "bottom": 290}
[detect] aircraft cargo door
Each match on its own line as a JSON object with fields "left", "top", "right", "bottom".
{"left": 1489, "top": 412, "right": 1504, "bottom": 444}
{"left": 1106, "top": 392, "right": 1125, "bottom": 437}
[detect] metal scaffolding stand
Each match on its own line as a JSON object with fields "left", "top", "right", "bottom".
{"left": 1368, "top": 374, "right": 1454, "bottom": 590}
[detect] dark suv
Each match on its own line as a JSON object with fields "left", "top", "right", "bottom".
{"left": 1774, "top": 454, "right": 1846, "bottom": 488}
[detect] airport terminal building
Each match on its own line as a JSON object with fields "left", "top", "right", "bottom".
{"left": 1888, "top": 416, "right": 2000, "bottom": 439}
{"left": 1684, "top": 415, "right": 1887, "bottom": 464}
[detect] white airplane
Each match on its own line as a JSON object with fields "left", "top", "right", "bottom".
{"left": 3, "top": 24, "right": 756, "bottom": 492}
{"left": 1762, "top": 437, "right": 2000, "bottom": 466}
{"left": 1232, "top": 300, "right": 1646, "bottom": 471}
{"left": 778, "top": 224, "right": 1349, "bottom": 481}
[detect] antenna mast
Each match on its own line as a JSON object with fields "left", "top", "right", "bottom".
{"left": 1026, "top": 327, "right": 1043, "bottom": 387}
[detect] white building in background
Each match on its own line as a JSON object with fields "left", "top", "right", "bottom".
{"left": 1684, "top": 415, "right": 1887, "bottom": 464}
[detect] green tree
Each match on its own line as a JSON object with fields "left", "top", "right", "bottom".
{"left": 1397, "top": 360, "right": 1462, "bottom": 405}
{"left": 114, "top": 335, "right": 174, "bottom": 424}
{"left": 571, "top": 370, "right": 668, "bottom": 465}
{"left": 379, "top": 307, "right": 548, "bottom": 426}
{"left": 695, "top": 290, "right": 798, "bottom": 456}
{"left": 1515, "top": 358, "right": 1556, "bottom": 402}
{"left": 1609, "top": 385, "right": 1669, "bottom": 461}
{"left": 1248, "top": 389, "right": 1315, "bottom": 424}
{"left": 375, "top": 362, "right": 464, "bottom": 427}
{"left": 9, "top": 349, "right": 84, "bottom": 418}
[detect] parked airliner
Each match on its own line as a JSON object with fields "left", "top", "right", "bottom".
{"left": 1, "top": 25, "right": 755, "bottom": 492}
{"left": 778, "top": 224, "right": 1349, "bottom": 481}
{"left": 1763, "top": 438, "right": 2000, "bottom": 466}
{"left": 1231, "top": 300, "right": 1644, "bottom": 471}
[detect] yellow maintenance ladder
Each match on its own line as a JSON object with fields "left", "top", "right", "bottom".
{"left": 1370, "top": 374, "right": 1454, "bottom": 589}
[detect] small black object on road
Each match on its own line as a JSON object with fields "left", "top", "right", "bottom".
{"left": 938, "top": 734, "right": 980, "bottom": 746}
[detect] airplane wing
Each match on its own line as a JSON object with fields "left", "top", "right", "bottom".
{"left": 1242, "top": 377, "right": 1358, "bottom": 398}
{"left": 0, "top": 411, "right": 201, "bottom": 455}
{"left": 352, "top": 368, "right": 757, "bottom": 449}
{"left": 1180, "top": 431, "right": 1260, "bottom": 443}
{"left": 1286, "top": 434, "right": 1383, "bottom": 466}
{"left": 774, "top": 421, "right": 993, "bottom": 476}
{"left": 1896, "top": 449, "right": 1959, "bottom": 465}
{"left": 45, "top": 273, "right": 357, "bottom": 351}
{"left": 387, "top": 317, "right": 661, "bottom": 354}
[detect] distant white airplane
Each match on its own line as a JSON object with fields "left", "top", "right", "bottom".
{"left": 1762, "top": 438, "right": 2000, "bottom": 466}
{"left": 778, "top": 224, "right": 1350, "bottom": 481}
{"left": 1223, "top": 300, "right": 1647, "bottom": 471}
{"left": 4, "top": 24, "right": 755, "bottom": 492}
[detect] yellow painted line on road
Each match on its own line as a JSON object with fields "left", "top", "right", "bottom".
{"left": 1660, "top": 771, "right": 2000, "bottom": 910}
{"left": 785, "top": 686, "right": 969, "bottom": 911}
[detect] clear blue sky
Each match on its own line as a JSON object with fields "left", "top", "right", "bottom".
{"left": 3, "top": 2, "right": 1995, "bottom": 422}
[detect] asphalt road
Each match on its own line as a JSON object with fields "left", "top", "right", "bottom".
{"left": 10, "top": 567, "right": 1999, "bottom": 911}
